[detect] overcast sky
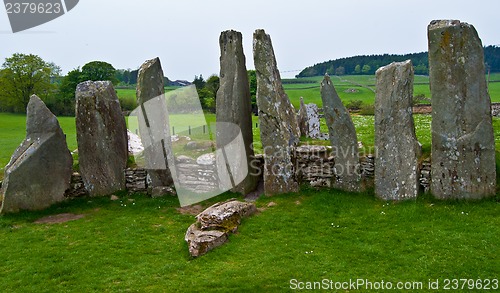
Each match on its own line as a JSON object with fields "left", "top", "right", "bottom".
{"left": 1, "top": 0, "right": 499, "bottom": 80}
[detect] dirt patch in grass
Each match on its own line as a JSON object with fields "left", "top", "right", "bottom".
{"left": 34, "top": 213, "right": 85, "bottom": 224}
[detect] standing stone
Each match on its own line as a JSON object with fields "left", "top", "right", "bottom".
{"left": 253, "top": 29, "right": 300, "bottom": 196}
{"left": 76, "top": 81, "right": 128, "bottom": 196}
{"left": 297, "top": 97, "right": 309, "bottom": 137}
{"left": 428, "top": 20, "right": 496, "bottom": 199}
{"left": 320, "top": 75, "right": 361, "bottom": 192}
{"left": 1, "top": 95, "right": 72, "bottom": 213}
{"left": 136, "top": 58, "right": 174, "bottom": 188}
{"left": 305, "top": 103, "right": 321, "bottom": 139}
{"left": 216, "top": 30, "right": 259, "bottom": 194}
{"left": 375, "top": 60, "right": 421, "bottom": 200}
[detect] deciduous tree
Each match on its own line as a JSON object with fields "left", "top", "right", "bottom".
{"left": 0, "top": 53, "right": 60, "bottom": 113}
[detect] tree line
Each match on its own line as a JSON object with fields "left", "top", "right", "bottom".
{"left": 297, "top": 45, "right": 500, "bottom": 77}
{"left": 0, "top": 54, "right": 174, "bottom": 116}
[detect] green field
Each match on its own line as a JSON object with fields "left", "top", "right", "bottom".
{"left": 282, "top": 74, "right": 500, "bottom": 109}
{"left": 115, "top": 74, "right": 500, "bottom": 111}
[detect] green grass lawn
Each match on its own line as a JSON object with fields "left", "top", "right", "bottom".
{"left": 0, "top": 187, "right": 498, "bottom": 291}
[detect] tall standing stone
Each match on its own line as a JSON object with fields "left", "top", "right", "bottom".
{"left": 428, "top": 20, "right": 496, "bottom": 199}
{"left": 136, "top": 58, "right": 174, "bottom": 188}
{"left": 1, "top": 95, "right": 72, "bottom": 213}
{"left": 253, "top": 29, "right": 300, "bottom": 196}
{"left": 320, "top": 75, "right": 361, "bottom": 192}
{"left": 297, "top": 97, "right": 309, "bottom": 137}
{"left": 375, "top": 60, "right": 421, "bottom": 200}
{"left": 76, "top": 81, "right": 128, "bottom": 196}
{"left": 305, "top": 103, "right": 321, "bottom": 139}
{"left": 216, "top": 30, "right": 259, "bottom": 194}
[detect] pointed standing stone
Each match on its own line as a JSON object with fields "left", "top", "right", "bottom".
{"left": 136, "top": 58, "right": 174, "bottom": 188}
{"left": 1, "top": 95, "right": 72, "bottom": 213}
{"left": 216, "top": 30, "right": 259, "bottom": 194}
{"left": 76, "top": 81, "right": 128, "bottom": 196}
{"left": 375, "top": 60, "right": 421, "bottom": 200}
{"left": 297, "top": 97, "right": 309, "bottom": 137}
{"left": 320, "top": 75, "right": 361, "bottom": 192}
{"left": 253, "top": 29, "right": 300, "bottom": 196}
{"left": 428, "top": 20, "right": 496, "bottom": 199}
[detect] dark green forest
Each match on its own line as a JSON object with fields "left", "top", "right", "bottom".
{"left": 297, "top": 45, "right": 500, "bottom": 77}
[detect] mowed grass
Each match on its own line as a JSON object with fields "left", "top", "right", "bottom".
{"left": 0, "top": 187, "right": 498, "bottom": 291}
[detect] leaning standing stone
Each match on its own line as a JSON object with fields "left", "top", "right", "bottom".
{"left": 253, "top": 29, "right": 300, "bottom": 196}
{"left": 136, "top": 58, "right": 174, "bottom": 188}
{"left": 297, "top": 97, "right": 309, "bottom": 137}
{"left": 428, "top": 20, "right": 496, "bottom": 199}
{"left": 1, "top": 95, "right": 72, "bottom": 213}
{"left": 320, "top": 75, "right": 361, "bottom": 192}
{"left": 375, "top": 60, "right": 421, "bottom": 200}
{"left": 216, "top": 30, "right": 259, "bottom": 195}
{"left": 76, "top": 81, "right": 128, "bottom": 196}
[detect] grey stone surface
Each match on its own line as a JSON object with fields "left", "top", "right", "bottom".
{"left": 320, "top": 75, "right": 361, "bottom": 192}
{"left": 136, "top": 57, "right": 174, "bottom": 187}
{"left": 151, "top": 186, "right": 176, "bottom": 198}
{"left": 375, "top": 60, "right": 421, "bottom": 200}
{"left": 1, "top": 95, "right": 72, "bottom": 213}
{"left": 253, "top": 29, "right": 300, "bottom": 196}
{"left": 428, "top": 20, "right": 496, "bottom": 199}
{"left": 295, "top": 145, "right": 334, "bottom": 187}
{"left": 76, "top": 81, "right": 128, "bottom": 196}
{"left": 65, "top": 172, "right": 88, "bottom": 198}
{"left": 305, "top": 103, "right": 321, "bottom": 139}
{"left": 196, "top": 199, "right": 257, "bottom": 232}
{"left": 216, "top": 30, "right": 259, "bottom": 195}
{"left": 297, "top": 97, "right": 309, "bottom": 137}
{"left": 185, "top": 223, "right": 228, "bottom": 258}
{"left": 185, "top": 199, "right": 256, "bottom": 257}
{"left": 125, "top": 168, "right": 148, "bottom": 193}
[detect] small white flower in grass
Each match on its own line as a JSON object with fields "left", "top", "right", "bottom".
{"left": 380, "top": 211, "right": 386, "bottom": 215}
